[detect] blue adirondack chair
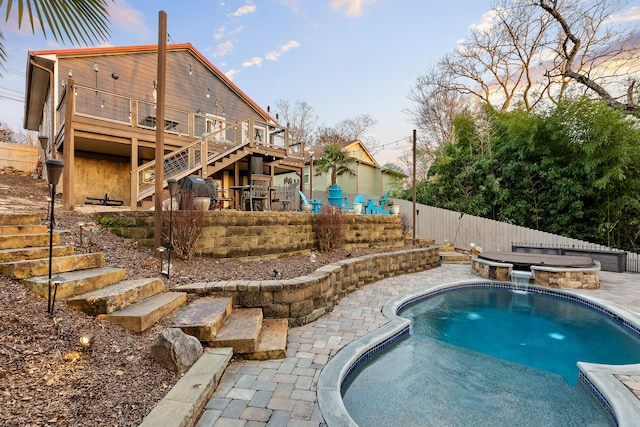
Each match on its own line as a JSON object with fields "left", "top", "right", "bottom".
{"left": 366, "top": 189, "right": 392, "bottom": 215}
{"left": 343, "top": 194, "right": 365, "bottom": 213}
{"left": 298, "top": 190, "right": 322, "bottom": 214}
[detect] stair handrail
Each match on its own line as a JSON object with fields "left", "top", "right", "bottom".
{"left": 133, "top": 121, "right": 249, "bottom": 201}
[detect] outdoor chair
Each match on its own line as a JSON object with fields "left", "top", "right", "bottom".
{"left": 272, "top": 181, "right": 296, "bottom": 211}
{"left": 366, "top": 189, "right": 392, "bottom": 215}
{"left": 298, "top": 190, "right": 322, "bottom": 214}
{"left": 205, "top": 178, "right": 234, "bottom": 210}
{"left": 242, "top": 174, "right": 271, "bottom": 211}
{"left": 343, "top": 194, "right": 365, "bottom": 213}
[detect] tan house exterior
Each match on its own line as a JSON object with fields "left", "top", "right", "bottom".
{"left": 302, "top": 140, "right": 396, "bottom": 199}
{"left": 23, "top": 43, "right": 304, "bottom": 209}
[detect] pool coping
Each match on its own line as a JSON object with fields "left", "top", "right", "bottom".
{"left": 317, "top": 279, "right": 640, "bottom": 427}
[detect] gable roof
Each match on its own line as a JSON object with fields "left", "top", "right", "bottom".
{"left": 24, "top": 43, "right": 275, "bottom": 130}
{"left": 305, "top": 140, "right": 378, "bottom": 167}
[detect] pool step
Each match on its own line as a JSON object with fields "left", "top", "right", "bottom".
{"left": 209, "top": 308, "right": 263, "bottom": 354}
{"left": 0, "top": 252, "right": 104, "bottom": 279}
{"left": 21, "top": 266, "right": 127, "bottom": 300}
{"left": 99, "top": 291, "right": 187, "bottom": 332}
{"left": 66, "top": 277, "right": 166, "bottom": 316}
{"left": 0, "top": 245, "right": 75, "bottom": 262}
{"left": 171, "top": 297, "right": 233, "bottom": 341}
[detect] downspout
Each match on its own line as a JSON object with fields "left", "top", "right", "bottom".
{"left": 30, "top": 59, "right": 55, "bottom": 160}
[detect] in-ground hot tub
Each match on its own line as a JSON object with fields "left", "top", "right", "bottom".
{"left": 472, "top": 251, "right": 600, "bottom": 289}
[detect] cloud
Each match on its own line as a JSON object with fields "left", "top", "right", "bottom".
{"left": 272, "top": 0, "right": 301, "bottom": 13}
{"left": 213, "top": 40, "right": 234, "bottom": 57}
{"left": 265, "top": 40, "right": 300, "bottom": 61}
{"left": 242, "top": 57, "right": 263, "bottom": 68}
{"left": 469, "top": 9, "right": 500, "bottom": 34}
{"left": 231, "top": 4, "right": 257, "bottom": 17}
{"left": 225, "top": 68, "right": 238, "bottom": 80}
{"left": 213, "top": 28, "right": 226, "bottom": 40}
{"left": 608, "top": 6, "right": 640, "bottom": 24}
{"left": 108, "top": 0, "right": 152, "bottom": 41}
{"left": 330, "top": 0, "right": 377, "bottom": 17}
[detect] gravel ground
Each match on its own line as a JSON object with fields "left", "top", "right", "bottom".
{"left": 0, "top": 170, "right": 407, "bottom": 426}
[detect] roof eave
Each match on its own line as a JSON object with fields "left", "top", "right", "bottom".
{"left": 24, "top": 52, "right": 55, "bottom": 131}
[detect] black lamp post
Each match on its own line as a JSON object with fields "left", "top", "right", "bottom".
{"left": 45, "top": 159, "right": 64, "bottom": 315}
{"left": 167, "top": 178, "right": 178, "bottom": 278}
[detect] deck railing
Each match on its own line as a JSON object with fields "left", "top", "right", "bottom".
{"left": 61, "top": 84, "right": 304, "bottom": 202}
{"left": 133, "top": 119, "right": 276, "bottom": 201}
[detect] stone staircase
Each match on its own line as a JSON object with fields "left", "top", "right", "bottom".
{"left": 439, "top": 250, "right": 472, "bottom": 264}
{"left": 0, "top": 212, "right": 287, "bottom": 359}
{"left": 171, "top": 296, "right": 288, "bottom": 360}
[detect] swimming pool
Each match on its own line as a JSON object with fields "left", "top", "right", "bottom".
{"left": 317, "top": 280, "right": 640, "bottom": 426}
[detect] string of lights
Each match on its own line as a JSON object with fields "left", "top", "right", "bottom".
{"left": 378, "top": 135, "right": 412, "bottom": 150}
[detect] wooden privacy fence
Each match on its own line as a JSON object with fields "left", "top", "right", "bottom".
{"left": 393, "top": 199, "right": 640, "bottom": 273}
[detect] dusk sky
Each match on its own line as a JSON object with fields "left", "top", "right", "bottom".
{"left": 2, "top": 0, "right": 640, "bottom": 165}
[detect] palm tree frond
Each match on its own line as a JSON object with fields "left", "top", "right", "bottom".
{"left": 2, "top": 0, "right": 111, "bottom": 45}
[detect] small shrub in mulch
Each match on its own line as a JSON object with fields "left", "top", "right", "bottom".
{"left": 314, "top": 207, "right": 347, "bottom": 251}
{"left": 162, "top": 192, "right": 205, "bottom": 261}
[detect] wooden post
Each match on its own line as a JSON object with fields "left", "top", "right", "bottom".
{"left": 62, "top": 79, "right": 75, "bottom": 209}
{"left": 412, "top": 129, "right": 417, "bottom": 244}
{"left": 154, "top": 11, "right": 167, "bottom": 250}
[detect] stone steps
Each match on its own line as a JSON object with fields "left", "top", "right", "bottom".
{"left": 66, "top": 277, "right": 165, "bottom": 316}
{"left": 245, "top": 318, "right": 288, "bottom": 360}
{"left": 99, "top": 291, "right": 187, "bottom": 332}
{"left": 210, "top": 308, "right": 263, "bottom": 354}
{"left": 21, "top": 266, "right": 127, "bottom": 300}
{"left": 0, "top": 212, "right": 287, "bottom": 361}
{"left": 0, "top": 252, "right": 105, "bottom": 279}
{"left": 0, "top": 213, "right": 41, "bottom": 226}
{"left": 440, "top": 250, "right": 472, "bottom": 264}
{"left": 0, "top": 224, "right": 48, "bottom": 235}
{"left": 171, "top": 297, "right": 232, "bottom": 342}
{"left": 172, "top": 296, "right": 288, "bottom": 359}
{"left": 0, "top": 233, "right": 59, "bottom": 250}
{"left": 0, "top": 245, "right": 74, "bottom": 262}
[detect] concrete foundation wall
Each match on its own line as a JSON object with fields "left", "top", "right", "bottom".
{"left": 0, "top": 142, "right": 38, "bottom": 172}
{"left": 75, "top": 155, "right": 131, "bottom": 206}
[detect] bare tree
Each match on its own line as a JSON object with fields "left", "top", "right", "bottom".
{"left": 274, "top": 99, "right": 318, "bottom": 149}
{"left": 533, "top": 0, "right": 640, "bottom": 113}
{"left": 406, "top": 66, "right": 471, "bottom": 152}
{"left": 315, "top": 114, "right": 380, "bottom": 154}
{"left": 437, "top": 0, "right": 556, "bottom": 111}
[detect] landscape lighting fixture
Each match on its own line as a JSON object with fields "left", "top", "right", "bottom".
{"left": 157, "top": 246, "right": 167, "bottom": 275}
{"left": 45, "top": 159, "right": 64, "bottom": 315}
{"left": 38, "top": 135, "right": 49, "bottom": 154}
{"left": 79, "top": 333, "right": 95, "bottom": 349}
{"left": 78, "top": 221, "right": 86, "bottom": 246}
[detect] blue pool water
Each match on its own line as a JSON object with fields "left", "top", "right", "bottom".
{"left": 341, "top": 287, "right": 640, "bottom": 426}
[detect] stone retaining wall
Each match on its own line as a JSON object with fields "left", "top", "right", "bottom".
{"left": 176, "top": 246, "right": 441, "bottom": 326}
{"left": 472, "top": 256, "right": 601, "bottom": 289}
{"left": 94, "top": 211, "right": 404, "bottom": 259}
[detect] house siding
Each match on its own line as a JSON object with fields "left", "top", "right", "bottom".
{"left": 57, "top": 49, "right": 261, "bottom": 126}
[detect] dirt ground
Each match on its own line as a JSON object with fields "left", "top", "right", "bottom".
{"left": 0, "top": 170, "right": 405, "bottom": 426}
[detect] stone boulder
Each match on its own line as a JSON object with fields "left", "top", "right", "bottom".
{"left": 150, "top": 328, "right": 203, "bottom": 374}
